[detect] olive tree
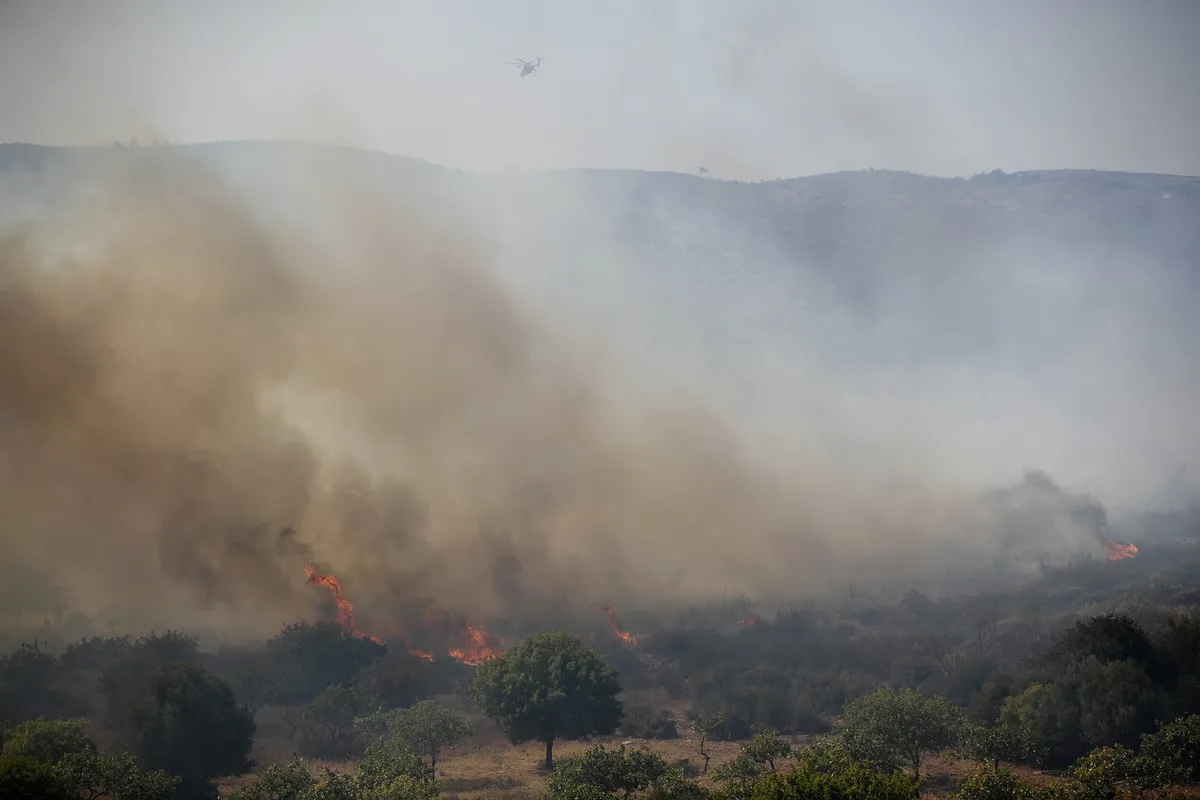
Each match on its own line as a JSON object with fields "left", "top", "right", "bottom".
{"left": 839, "top": 688, "right": 964, "bottom": 783}
{"left": 356, "top": 699, "right": 471, "bottom": 769}
{"left": 472, "top": 631, "right": 622, "bottom": 770}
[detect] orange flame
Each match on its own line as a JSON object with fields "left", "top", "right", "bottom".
{"left": 303, "top": 564, "right": 384, "bottom": 644}
{"left": 411, "top": 649, "right": 435, "bottom": 662}
{"left": 447, "top": 621, "right": 503, "bottom": 665}
{"left": 1103, "top": 540, "right": 1139, "bottom": 560}
{"left": 601, "top": 603, "right": 643, "bottom": 648}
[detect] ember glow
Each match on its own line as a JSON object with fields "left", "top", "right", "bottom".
{"left": 601, "top": 603, "right": 643, "bottom": 648}
{"left": 737, "top": 616, "right": 759, "bottom": 628}
{"left": 1103, "top": 540, "right": 1139, "bottom": 560}
{"left": 303, "top": 564, "right": 384, "bottom": 644}
{"left": 411, "top": 649, "right": 435, "bottom": 662}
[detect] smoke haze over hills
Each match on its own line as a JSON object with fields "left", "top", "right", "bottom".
{"left": 0, "top": 143, "right": 1196, "bottom": 643}
{"left": 0, "top": 1, "right": 1197, "bottom": 644}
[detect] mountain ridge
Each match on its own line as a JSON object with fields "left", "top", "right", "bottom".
{"left": 2, "top": 140, "right": 1198, "bottom": 185}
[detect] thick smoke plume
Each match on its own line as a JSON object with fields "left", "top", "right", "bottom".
{"left": 0, "top": 149, "right": 1141, "bottom": 640}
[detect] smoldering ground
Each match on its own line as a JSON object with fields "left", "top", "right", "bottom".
{"left": 0, "top": 146, "right": 1179, "bottom": 642}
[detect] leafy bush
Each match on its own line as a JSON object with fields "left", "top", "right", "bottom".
{"left": 56, "top": 750, "right": 179, "bottom": 800}
{"left": 0, "top": 717, "right": 95, "bottom": 764}
{"left": 952, "top": 766, "right": 1041, "bottom": 800}
{"left": 1067, "top": 744, "right": 1163, "bottom": 800}
{"left": 229, "top": 746, "right": 439, "bottom": 800}
{"left": 225, "top": 757, "right": 314, "bottom": 800}
{"left": 354, "top": 741, "right": 439, "bottom": 799}
{"left": 1138, "top": 713, "right": 1200, "bottom": 783}
{"left": 0, "top": 755, "right": 71, "bottom": 800}
{"left": 645, "top": 769, "right": 710, "bottom": 800}
{"left": 546, "top": 744, "right": 669, "bottom": 800}
{"left": 744, "top": 761, "right": 919, "bottom": 800}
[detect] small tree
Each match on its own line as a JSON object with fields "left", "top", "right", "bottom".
{"left": 960, "top": 720, "right": 1034, "bottom": 772}
{"left": 840, "top": 688, "right": 964, "bottom": 783}
{"left": 712, "top": 730, "right": 795, "bottom": 797}
{"left": 546, "top": 744, "right": 669, "bottom": 800}
{"left": 741, "top": 729, "right": 794, "bottom": 773}
{"left": 357, "top": 699, "right": 472, "bottom": 769}
{"left": 692, "top": 711, "right": 726, "bottom": 775}
{"left": 0, "top": 718, "right": 95, "bottom": 764}
{"left": 472, "top": 630, "right": 623, "bottom": 770}
{"left": 298, "top": 684, "right": 368, "bottom": 759}
{"left": 124, "top": 664, "right": 255, "bottom": 799}
{"left": 265, "top": 622, "right": 386, "bottom": 706}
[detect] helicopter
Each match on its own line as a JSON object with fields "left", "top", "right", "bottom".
{"left": 507, "top": 56, "right": 542, "bottom": 78}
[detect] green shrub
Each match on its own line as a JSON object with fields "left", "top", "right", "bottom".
{"left": 745, "top": 761, "right": 919, "bottom": 800}
{"left": 0, "top": 755, "right": 72, "bottom": 800}
{"left": 952, "top": 766, "right": 1041, "bottom": 800}
{"left": 0, "top": 717, "right": 95, "bottom": 764}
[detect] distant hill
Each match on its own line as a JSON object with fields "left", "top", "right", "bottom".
{"left": 2, "top": 142, "right": 1197, "bottom": 260}
{"left": 2, "top": 140, "right": 1197, "bottom": 368}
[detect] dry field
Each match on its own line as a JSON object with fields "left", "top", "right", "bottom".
{"left": 215, "top": 693, "right": 1064, "bottom": 799}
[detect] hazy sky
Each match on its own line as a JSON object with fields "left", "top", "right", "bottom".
{"left": 1, "top": 0, "right": 1197, "bottom": 179}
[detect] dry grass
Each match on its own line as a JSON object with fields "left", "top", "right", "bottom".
{"left": 214, "top": 696, "right": 1157, "bottom": 800}
{"left": 220, "top": 696, "right": 744, "bottom": 799}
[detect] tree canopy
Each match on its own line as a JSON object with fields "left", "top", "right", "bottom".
{"left": 839, "top": 688, "right": 964, "bottom": 782}
{"left": 472, "top": 630, "right": 623, "bottom": 769}
{"left": 125, "top": 664, "right": 256, "bottom": 800}
{"left": 357, "top": 699, "right": 472, "bottom": 769}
